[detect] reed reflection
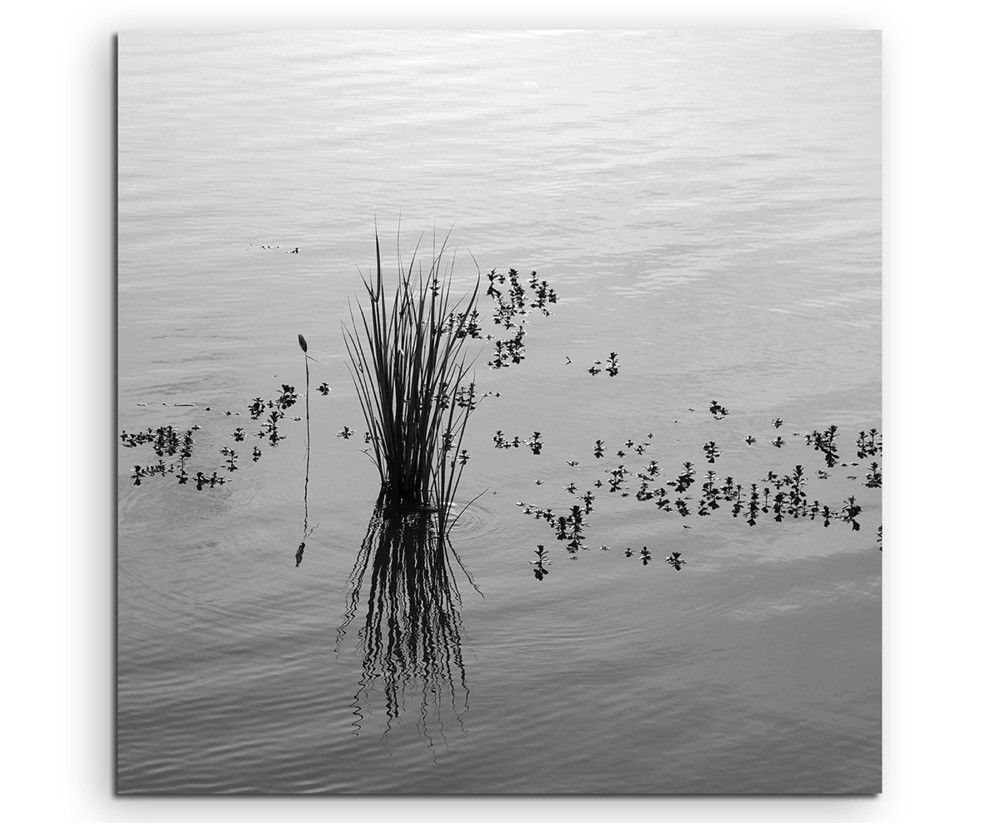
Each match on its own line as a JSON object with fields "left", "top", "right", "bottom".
{"left": 337, "top": 497, "right": 473, "bottom": 746}
{"left": 295, "top": 335, "right": 315, "bottom": 568}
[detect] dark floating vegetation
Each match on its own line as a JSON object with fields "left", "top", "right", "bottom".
{"left": 666, "top": 551, "right": 687, "bottom": 570}
{"left": 219, "top": 447, "right": 238, "bottom": 472}
{"left": 857, "top": 428, "right": 881, "bottom": 458}
{"left": 121, "top": 375, "right": 882, "bottom": 580}
{"left": 120, "top": 379, "right": 302, "bottom": 488}
{"left": 484, "top": 267, "right": 558, "bottom": 369}
{"left": 492, "top": 430, "right": 543, "bottom": 454}
{"left": 587, "top": 351, "right": 620, "bottom": 377}
{"left": 865, "top": 462, "right": 882, "bottom": 488}
{"left": 806, "top": 424, "right": 840, "bottom": 467}
{"left": 513, "top": 407, "right": 882, "bottom": 579}
{"left": 532, "top": 544, "right": 550, "bottom": 579}
{"left": 606, "top": 352, "right": 620, "bottom": 377}
{"left": 121, "top": 229, "right": 881, "bottom": 583}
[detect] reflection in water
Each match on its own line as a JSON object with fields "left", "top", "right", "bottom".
{"left": 295, "top": 427, "right": 312, "bottom": 567}
{"left": 336, "top": 499, "right": 473, "bottom": 748}
{"left": 295, "top": 380, "right": 315, "bottom": 567}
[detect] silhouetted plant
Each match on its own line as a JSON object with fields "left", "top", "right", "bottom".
{"left": 343, "top": 230, "right": 481, "bottom": 520}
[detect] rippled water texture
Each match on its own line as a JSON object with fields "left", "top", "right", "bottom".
{"left": 117, "top": 30, "right": 881, "bottom": 794}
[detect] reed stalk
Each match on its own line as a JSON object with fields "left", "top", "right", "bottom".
{"left": 297, "top": 333, "right": 314, "bottom": 567}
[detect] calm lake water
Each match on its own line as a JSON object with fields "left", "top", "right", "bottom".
{"left": 117, "top": 30, "right": 881, "bottom": 794}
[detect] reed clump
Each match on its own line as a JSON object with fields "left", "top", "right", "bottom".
{"left": 344, "top": 231, "right": 480, "bottom": 518}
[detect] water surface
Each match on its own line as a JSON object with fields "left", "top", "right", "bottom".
{"left": 117, "top": 30, "right": 881, "bottom": 794}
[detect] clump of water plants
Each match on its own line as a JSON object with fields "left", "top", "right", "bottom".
{"left": 482, "top": 267, "right": 557, "bottom": 368}
{"left": 532, "top": 545, "right": 550, "bottom": 580}
{"left": 605, "top": 352, "right": 620, "bottom": 376}
{"left": 709, "top": 400, "right": 729, "bottom": 419}
{"left": 807, "top": 424, "right": 839, "bottom": 467}
{"left": 856, "top": 428, "right": 882, "bottom": 459}
{"left": 865, "top": 462, "right": 882, "bottom": 488}
{"left": 513, "top": 412, "right": 883, "bottom": 576}
{"left": 120, "top": 373, "right": 312, "bottom": 491}
{"left": 343, "top": 231, "right": 481, "bottom": 519}
{"left": 492, "top": 429, "right": 544, "bottom": 454}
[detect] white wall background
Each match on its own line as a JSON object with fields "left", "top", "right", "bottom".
{"left": 2, "top": 1, "right": 998, "bottom": 820}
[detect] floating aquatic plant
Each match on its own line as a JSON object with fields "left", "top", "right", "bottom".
{"left": 666, "top": 552, "right": 686, "bottom": 570}
{"left": 532, "top": 545, "right": 549, "bottom": 580}
{"left": 605, "top": 352, "right": 620, "bottom": 377}
{"left": 513, "top": 416, "right": 882, "bottom": 575}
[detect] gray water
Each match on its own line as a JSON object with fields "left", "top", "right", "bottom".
{"left": 117, "top": 30, "right": 881, "bottom": 794}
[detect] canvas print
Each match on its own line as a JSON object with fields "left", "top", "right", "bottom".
{"left": 116, "top": 30, "right": 881, "bottom": 794}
